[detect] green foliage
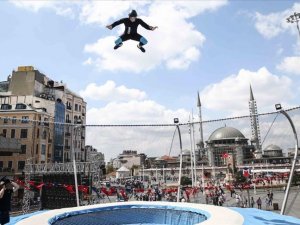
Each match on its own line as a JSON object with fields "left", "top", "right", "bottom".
{"left": 181, "top": 176, "right": 192, "bottom": 186}
{"left": 106, "top": 164, "right": 115, "bottom": 174}
{"left": 234, "top": 170, "right": 247, "bottom": 184}
{"left": 292, "top": 172, "right": 300, "bottom": 185}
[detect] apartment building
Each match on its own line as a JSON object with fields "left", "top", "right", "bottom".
{"left": 0, "top": 103, "right": 54, "bottom": 176}
{"left": 0, "top": 66, "right": 87, "bottom": 168}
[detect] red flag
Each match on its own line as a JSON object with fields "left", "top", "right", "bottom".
{"left": 222, "top": 153, "right": 229, "bottom": 159}
{"left": 243, "top": 168, "right": 250, "bottom": 177}
{"left": 36, "top": 183, "right": 44, "bottom": 190}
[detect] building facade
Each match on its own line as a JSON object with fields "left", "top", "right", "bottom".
{"left": 206, "top": 126, "right": 255, "bottom": 167}
{"left": 112, "top": 150, "right": 146, "bottom": 170}
{"left": 0, "top": 104, "right": 54, "bottom": 176}
{"left": 0, "top": 66, "right": 87, "bottom": 167}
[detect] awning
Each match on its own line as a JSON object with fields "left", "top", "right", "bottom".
{"left": 0, "top": 136, "right": 21, "bottom": 153}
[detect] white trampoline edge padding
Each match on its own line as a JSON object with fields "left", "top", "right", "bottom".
{"left": 15, "top": 202, "right": 244, "bottom": 225}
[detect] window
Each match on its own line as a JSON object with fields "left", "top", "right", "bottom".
{"left": 1, "top": 104, "right": 12, "bottom": 110}
{"left": 36, "top": 144, "right": 39, "bottom": 154}
{"left": 41, "top": 145, "right": 46, "bottom": 155}
{"left": 21, "top": 145, "right": 26, "bottom": 154}
{"left": 42, "top": 130, "right": 47, "bottom": 139}
{"left": 20, "top": 129, "right": 28, "bottom": 138}
{"left": 37, "top": 128, "right": 39, "bottom": 138}
{"left": 75, "top": 104, "right": 78, "bottom": 111}
{"left": 8, "top": 161, "right": 12, "bottom": 168}
{"left": 11, "top": 129, "right": 15, "bottom": 138}
{"left": 79, "top": 105, "right": 81, "bottom": 112}
{"left": 16, "top": 103, "right": 26, "bottom": 109}
{"left": 4, "top": 117, "right": 8, "bottom": 124}
{"left": 2, "top": 129, "right": 7, "bottom": 138}
{"left": 0, "top": 161, "right": 3, "bottom": 168}
{"left": 18, "top": 161, "right": 25, "bottom": 171}
{"left": 21, "top": 116, "right": 29, "bottom": 123}
{"left": 12, "top": 116, "right": 16, "bottom": 124}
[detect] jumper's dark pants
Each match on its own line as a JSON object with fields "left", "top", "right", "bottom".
{"left": 115, "top": 33, "right": 148, "bottom": 46}
{"left": 0, "top": 211, "right": 10, "bottom": 225}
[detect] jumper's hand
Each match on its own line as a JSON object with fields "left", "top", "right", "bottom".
{"left": 151, "top": 26, "right": 158, "bottom": 31}
{"left": 106, "top": 25, "right": 113, "bottom": 30}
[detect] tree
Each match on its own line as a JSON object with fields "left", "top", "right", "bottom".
{"left": 234, "top": 170, "right": 246, "bottom": 184}
{"left": 106, "top": 164, "right": 115, "bottom": 174}
{"left": 181, "top": 176, "right": 192, "bottom": 186}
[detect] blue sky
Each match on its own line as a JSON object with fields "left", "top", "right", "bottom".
{"left": 0, "top": 1, "right": 299, "bottom": 158}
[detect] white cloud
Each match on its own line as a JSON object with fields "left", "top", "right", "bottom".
{"left": 84, "top": 95, "right": 191, "bottom": 159}
{"left": 201, "top": 67, "right": 294, "bottom": 116}
{"left": 253, "top": 3, "right": 300, "bottom": 39}
{"left": 10, "top": 0, "right": 227, "bottom": 73}
{"left": 79, "top": 1, "right": 150, "bottom": 26}
{"left": 9, "top": 0, "right": 78, "bottom": 18}
{"left": 277, "top": 56, "right": 300, "bottom": 75}
{"left": 79, "top": 80, "right": 147, "bottom": 102}
{"left": 83, "top": 1, "right": 225, "bottom": 72}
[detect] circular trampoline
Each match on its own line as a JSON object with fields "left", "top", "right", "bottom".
{"left": 15, "top": 202, "right": 244, "bottom": 225}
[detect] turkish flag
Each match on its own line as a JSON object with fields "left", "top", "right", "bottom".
{"left": 222, "top": 153, "right": 229, "bottom": 158}
{"left": 243, "top": 168, "right": 250, "bottom": 177}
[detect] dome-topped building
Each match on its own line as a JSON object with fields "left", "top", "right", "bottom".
{"left": 206, "top": 126, "right": 254, "bottom": 167}
{"left": 208, "top": 127, "right": 247, "bottom": 142}
{"left": 263, "top": 144, "right": 283, "bottom": 158}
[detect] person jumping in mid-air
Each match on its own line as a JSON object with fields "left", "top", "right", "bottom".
{"left": 106, "top": 10, "right": 158, "bottom": 53}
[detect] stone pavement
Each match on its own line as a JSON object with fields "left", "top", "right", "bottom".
{"left": 190, "top": 187, "right": 300, "bottom": 219}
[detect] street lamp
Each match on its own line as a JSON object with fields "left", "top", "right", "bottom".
{"left": 286, "top": 12, "right": 300, "bottom": 37}
{"left": 275, "top": 104, "right": 299, "bottom": 215}
{"left": 174, "top": 118, "right": 183, "bottom": 202}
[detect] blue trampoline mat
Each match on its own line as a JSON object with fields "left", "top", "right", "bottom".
{"left": 231, "top": 208, "right": 300, "bottom": 225}
{"left": 9, "top": 207, "right": 300, "bottom": 225}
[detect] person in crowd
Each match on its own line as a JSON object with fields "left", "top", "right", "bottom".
{"left": 0, "top": 177, "right": 19, "bottom": 225}
{"left": 251, "top": 197, "right": 255, "bottom": 208}
{"left": 256, "top": 197, "right": 262, "bottom": 209}
{"left": 265, "top": 196, "right": 270, "bottom": 210}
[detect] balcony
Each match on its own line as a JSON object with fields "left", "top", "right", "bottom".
{"left": 0, "top": 167, "right": 15, "bottom": 176}
{"left": 67, "top": 105, "right": 72, "bottom": 110}
{"left": 66, "top": 120, "right": 72, "bottom": 124}
{"left": 75, "top": 119, "right": 82, "bottom": 124}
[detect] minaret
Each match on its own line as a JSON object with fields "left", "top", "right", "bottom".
{"left": 249, "top": 85, "right": 262, "bottom": 158}
{"left": 197, "top": 92, "right": 205, "bottom": 159}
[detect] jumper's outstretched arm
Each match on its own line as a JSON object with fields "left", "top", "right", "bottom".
{"left": 106, "top": 18, "right": 126, "bottom": 30}
{"left": 139, "top": 19, "right": 157, "bottom": 31}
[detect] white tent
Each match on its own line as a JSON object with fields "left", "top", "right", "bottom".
{"left": 116, "top": 166, "right": 130, "bottom": 178}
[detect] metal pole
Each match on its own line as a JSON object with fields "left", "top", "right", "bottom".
{"left": 202, "top": 164, "right": 205, "bottom": 196}
{"left": 72, "top": 125, "right": 80, "bottom": 207}
{"left": 191, "top": 120, "right": 197, "bottom": 186}
{"left": 280, "top": 110, "right": 299, "bottom": 215}
{"left": 189, "top": 117, "right": 194, "bottom": 186}
{"left": 143, "top": 165, "right": 144, "bottom": 182}
{"left": 163, "top": 166, "right": 165, "bottom": 184}
{"left": 176, "top": 124, "right": 183, "bottom": 202}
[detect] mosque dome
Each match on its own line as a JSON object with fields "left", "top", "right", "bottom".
{"left": 208, "top": 127, "right": 246, "bottom": 141}
{"left": 264, "top": 144, "right": 282, "bottom": 151}
{"left": 263, "top": 144, "right": 283, "bottom": 157}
